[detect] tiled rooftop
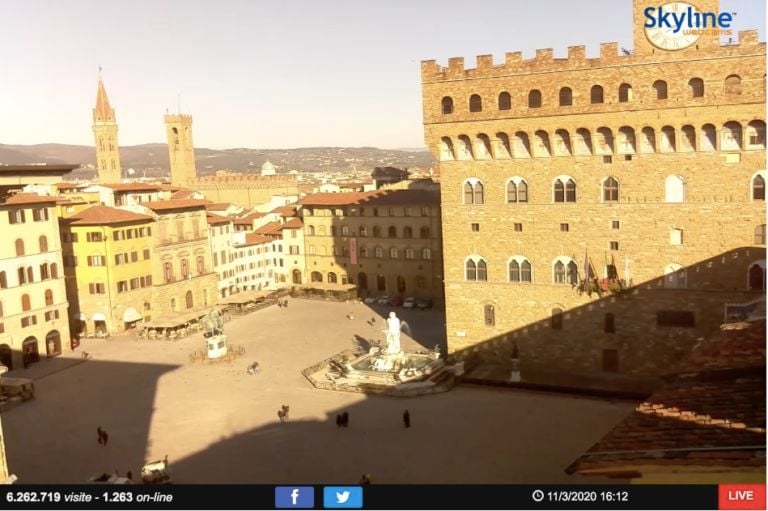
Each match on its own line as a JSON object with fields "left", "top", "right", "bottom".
{"left": 3, "top": 193, "right": 59, "bottom": 205}
{"left": 67, "top": 205, "right": 154, "bottom": 225}
{"left": 140, "top": 199, "right": 211, "bottom": 211}
{"left": 566, "top": 321, "right": 766, "bottom": 476}
{"left": 298, "top": 188, "right": 439, "bottom": 206}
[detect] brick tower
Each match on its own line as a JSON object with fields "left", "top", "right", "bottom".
{"left": 92, "top": 71, "right": 122, "bottom": 183}
{"left": 164, "top": 113, "right": 197, "bottom": 188}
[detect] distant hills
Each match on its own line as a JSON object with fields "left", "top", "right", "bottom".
{"left": 0, "top": 143, "right": 436, "bottom": 180}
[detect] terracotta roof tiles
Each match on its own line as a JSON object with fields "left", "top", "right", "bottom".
{"left": 67, "top": 205, "right": 154, "bottom": 225}
{"left": 566, "top": 321, "right": 766, "bottom": 476}
{"left": 298, "top": 189, "right": 439, "bottom": 207}
{"left": 3, "top": 193, "right": 59, "bottom": 205}
{"left": 140, "top": 199, "right": 211, "bottom": 211}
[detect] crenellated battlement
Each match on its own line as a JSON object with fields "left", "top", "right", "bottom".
{"left": 421, "top": 30, "right": 763, "bottom": 81}
{"left": 164, "top": 114, "right": 193, "bottom": 124}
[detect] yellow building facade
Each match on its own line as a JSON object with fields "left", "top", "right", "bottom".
{"left": 61, "top": 205, "right": 155, "bottom": 335}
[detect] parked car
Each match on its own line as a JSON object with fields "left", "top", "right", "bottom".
{"left": 403, "top": 297, "right": 417, "bottom": 309}
{"left": 363, "top": 296, "right": 377, "bottom": 305}
{"left": 389, "top": 296, "right": 404, "bottom": 307}
{"left": 376, "top": 295, "right": 391, "bottom": 305}
{"left": 415, "top": 298, "right": 433, "bottom": 310}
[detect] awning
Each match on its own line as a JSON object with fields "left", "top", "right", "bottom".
{"left": 91, "top": 312, "right": 107, "bottom": 322}
{"left": 122, "top": 307, "right": 142, "bottom": 323}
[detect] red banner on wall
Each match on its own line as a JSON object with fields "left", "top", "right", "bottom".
{"left": 350, "top": 238, "right": 358, "bottom": 265}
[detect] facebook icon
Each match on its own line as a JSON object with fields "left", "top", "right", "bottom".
{"left": 275, "top": 486, "right": 315, "bottom": 509}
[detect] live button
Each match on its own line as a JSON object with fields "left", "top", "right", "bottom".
{"left": 718, "top": 484, "right": 766, "bottom": 510}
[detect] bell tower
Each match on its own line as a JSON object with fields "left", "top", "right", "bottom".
{"left": 92, "top": 71, "right": 122, "bottom": 183}
{"left": 164, "top": 113, "right": 197, "bottom": 187}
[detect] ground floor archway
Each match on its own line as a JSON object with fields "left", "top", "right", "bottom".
{"left": 311, "top": 271, "right": 323, "bottom": 283}
{"left": 0, "top": 344, "right": 12, "bottom": 371}
{"left": 292, "top": 270, "right": 302, "bottom": 285}
{"left": 22, "top": 336, "right": 40, "bottom": 368}
{"left": 46, "top": 330, "right": 62, "bottom": 358}
{"left": 377, "top": 274, "right": 386, "bottom": 292}
{"left": 357, "top": 272, "right": 368, "bottom": 290}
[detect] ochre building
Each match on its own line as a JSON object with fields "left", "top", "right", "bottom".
{"left": 297, "top": 189, "right": 444, "bottom": 301}
{"left": 421, "top": 0, "right": 766, "bottom": 377}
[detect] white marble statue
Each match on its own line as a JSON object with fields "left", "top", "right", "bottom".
{"left": 385, "top": 311, "right": 402, "bottom": 354}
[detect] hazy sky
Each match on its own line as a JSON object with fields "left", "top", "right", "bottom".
{"left": 0, "top": 0, "right": 764, "bottom": 149}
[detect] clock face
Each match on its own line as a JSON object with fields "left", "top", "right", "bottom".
{"left": 644, "top": 2, "right": 703, "bottom": 51}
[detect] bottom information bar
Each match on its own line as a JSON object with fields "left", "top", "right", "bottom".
{"left": 0, "top": 484, "right": 737, "bottom": 510}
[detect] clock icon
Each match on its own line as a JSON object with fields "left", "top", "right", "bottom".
{"left": 644, "top": 2, "right": 702, "bottom": 51}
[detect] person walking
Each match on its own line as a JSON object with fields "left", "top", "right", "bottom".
{"left": 102, "top": 431, "right": 109, "bottom": 446}
{"left": 97, "top": 427, "right": 104, "bottom": 445}
{"left": 336, "top": 414, "right": 343, "bottom": 427}
{"left": 403, "top": 410, "right": 411, "bottom": 428}
{"left": 341, "top": 411, "right": 349, "bottom": 427}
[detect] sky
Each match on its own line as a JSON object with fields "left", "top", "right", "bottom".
{"left": 0, "top": 0, "right": 764, "bottom": 150}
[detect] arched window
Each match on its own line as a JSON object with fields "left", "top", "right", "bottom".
{"left": 755, "top": 224, "right": 766, "bottom": 245}
{"left": 389, "top": 247, "right": 398, "bottom": 259}
{"left": 689, "top": 77, "right": 704, "bottom": 97}
{"left": 318, "top": 225, "right": 327, "bottom": 236}
{"left": 559, "top": 87, "right": 573, "bottom": 106}
{"left": 185, "top": 290, "right": 193, "bottom": 309}
{"left": 590, "top": 85, "right": 604, "bottom": 104}
{"left": 439, "top": 137, "right": 455, "bottom": 161}
{"left": 404, "top": 248, "right": 415, "bottom": 260}
{"left": 403, "top": 226, "right": 413, "bottom": 238}
{"left": 441, "top": 96, "right": 454, "bottom": 114}
{"left": 528, "top": 89, "right": 542, "bottom": 108}
{"left": 724, "top": 74, "right": 742, "bottom": 95}
{"left": 748, "top": 262, "right": 766, "bottom": 291}
{"left": 508, "top": 257, "right": 532, "bottom": 283}
{"left": 722, "top": 121, "right": 743, "bottom": 150}
{"left": 617, "top": 126, "right": 636, "bottom": 154}
{"left": 553, "top": 129, "right": 571, "bottom": 156}
{"left": 373, "top": 225, "right": 381, "bottom": 237}
{"left": 420, "top": 226, "right": 430, "bottom": 239}
{"left": 640, "top": 127, "right": 656, "bottom": 153}
{"left": 327, "top": 272, "right": 338, "bottom": 284}
{"left": 553, "top": 258, "right": 578, "bottom": 285}
{"left": 311, "top": 271, "right": 323, "bottom": 282}
{"left": 653, "top": 80, "right": 668, "bottom": 100}
{"left": 697, "top": 123, "right": 716, "bottom": 151}
{"left": 18, "top": 267, "right": 26, "bottom": 285}
{"left": 469, "top": 94, "right": 482, "bottom": 112}
{"left": 15, "top": 239, "right": 24, "bottom": 257}
{"left": 603, "top": 177, "right": 619, "bottom": 202}
{"left": 753, "top": 174, "right": 765, "bottom": 201}
{"left": 308, "top": 225, "right": 315, "bottom": 236}
{"left": 506, "top": 178, "right": 529, "bottom": 204}
{"left": 422, "top": 248, "right": 431, "bottom": 260}
{"left": 498, "top": 91, "right": 511, "bottom": 110}
{"left": 0, "top": 272, "right": 6, "bottom": 288}
{"left": 551, "top": 308, "right": 563, "bottom": 330}
{"left": 44, "top": 289, "right": 53, "bottom": 306}
{"left": 463, "top": 179, "right": 484, "bottom": 204}
{"left": 457, "top": 135, "right": 473, "bottom": 160}
{"left": 21, "top": 294, "right": 31, "bottom": 312}
{"left": 39, "top": 235, "right": 48, "bottom": 253}
{"left": 660, "top": 125, "right": 676, "bottom": 152}
{"left": 40, "top": 263, "right": 49, "bottom": 280}
{"left": 746, "top": 120, "right": 766, "bottom": 149}
{"left": 681, "top": 125, "right": 696, "bottom": 151}
{"left": 388, "top": 226, "right": 397, "bottom": 238}
{"left": 665, "top": 175, "right": 685, "bottom": 203}
{"left": 604, "top": 313, "right": 616, "bottom": 333}
{"left": 553, "top": 177, "right": 576, "bottom": 203}
{"left": 618, "top": 83, "right": 632, "bottom": 102}
{"left": 484, "top": 304, "right": 495, "bottom": 326}
{"left": 27, "top": 267, "right": 33, "bottom": 283}
{"left": 465, "top": 257, "right": 487, "bottom": 281}
{"left": 664, "top": 263, "right": 686, "bottom": 289}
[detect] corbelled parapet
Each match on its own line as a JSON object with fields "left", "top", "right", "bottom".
{"left": 421, "top": 32, "right": 763, "bottom": 81}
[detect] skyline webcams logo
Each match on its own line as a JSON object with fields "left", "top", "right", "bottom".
{"left": 644, "top": 2, "right": 734, "bottom": 36}
{"left": 642, "top": 2, "right": 735, "bottom": 51}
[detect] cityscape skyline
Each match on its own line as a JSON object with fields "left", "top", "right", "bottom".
{"left": 1, "top": 0, "right": 763, "bottom": 150}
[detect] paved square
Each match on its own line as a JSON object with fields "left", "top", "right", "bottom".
{"left": 4, "top": 299, "right": 632, "bottom": 484}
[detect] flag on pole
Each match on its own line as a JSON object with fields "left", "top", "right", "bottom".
{"left": 584, "top": 249, "right": 591, "bottom": 280}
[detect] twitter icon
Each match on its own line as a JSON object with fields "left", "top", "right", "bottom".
{"left": 323, "top": 486, "right": 363, "bottom": 509}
